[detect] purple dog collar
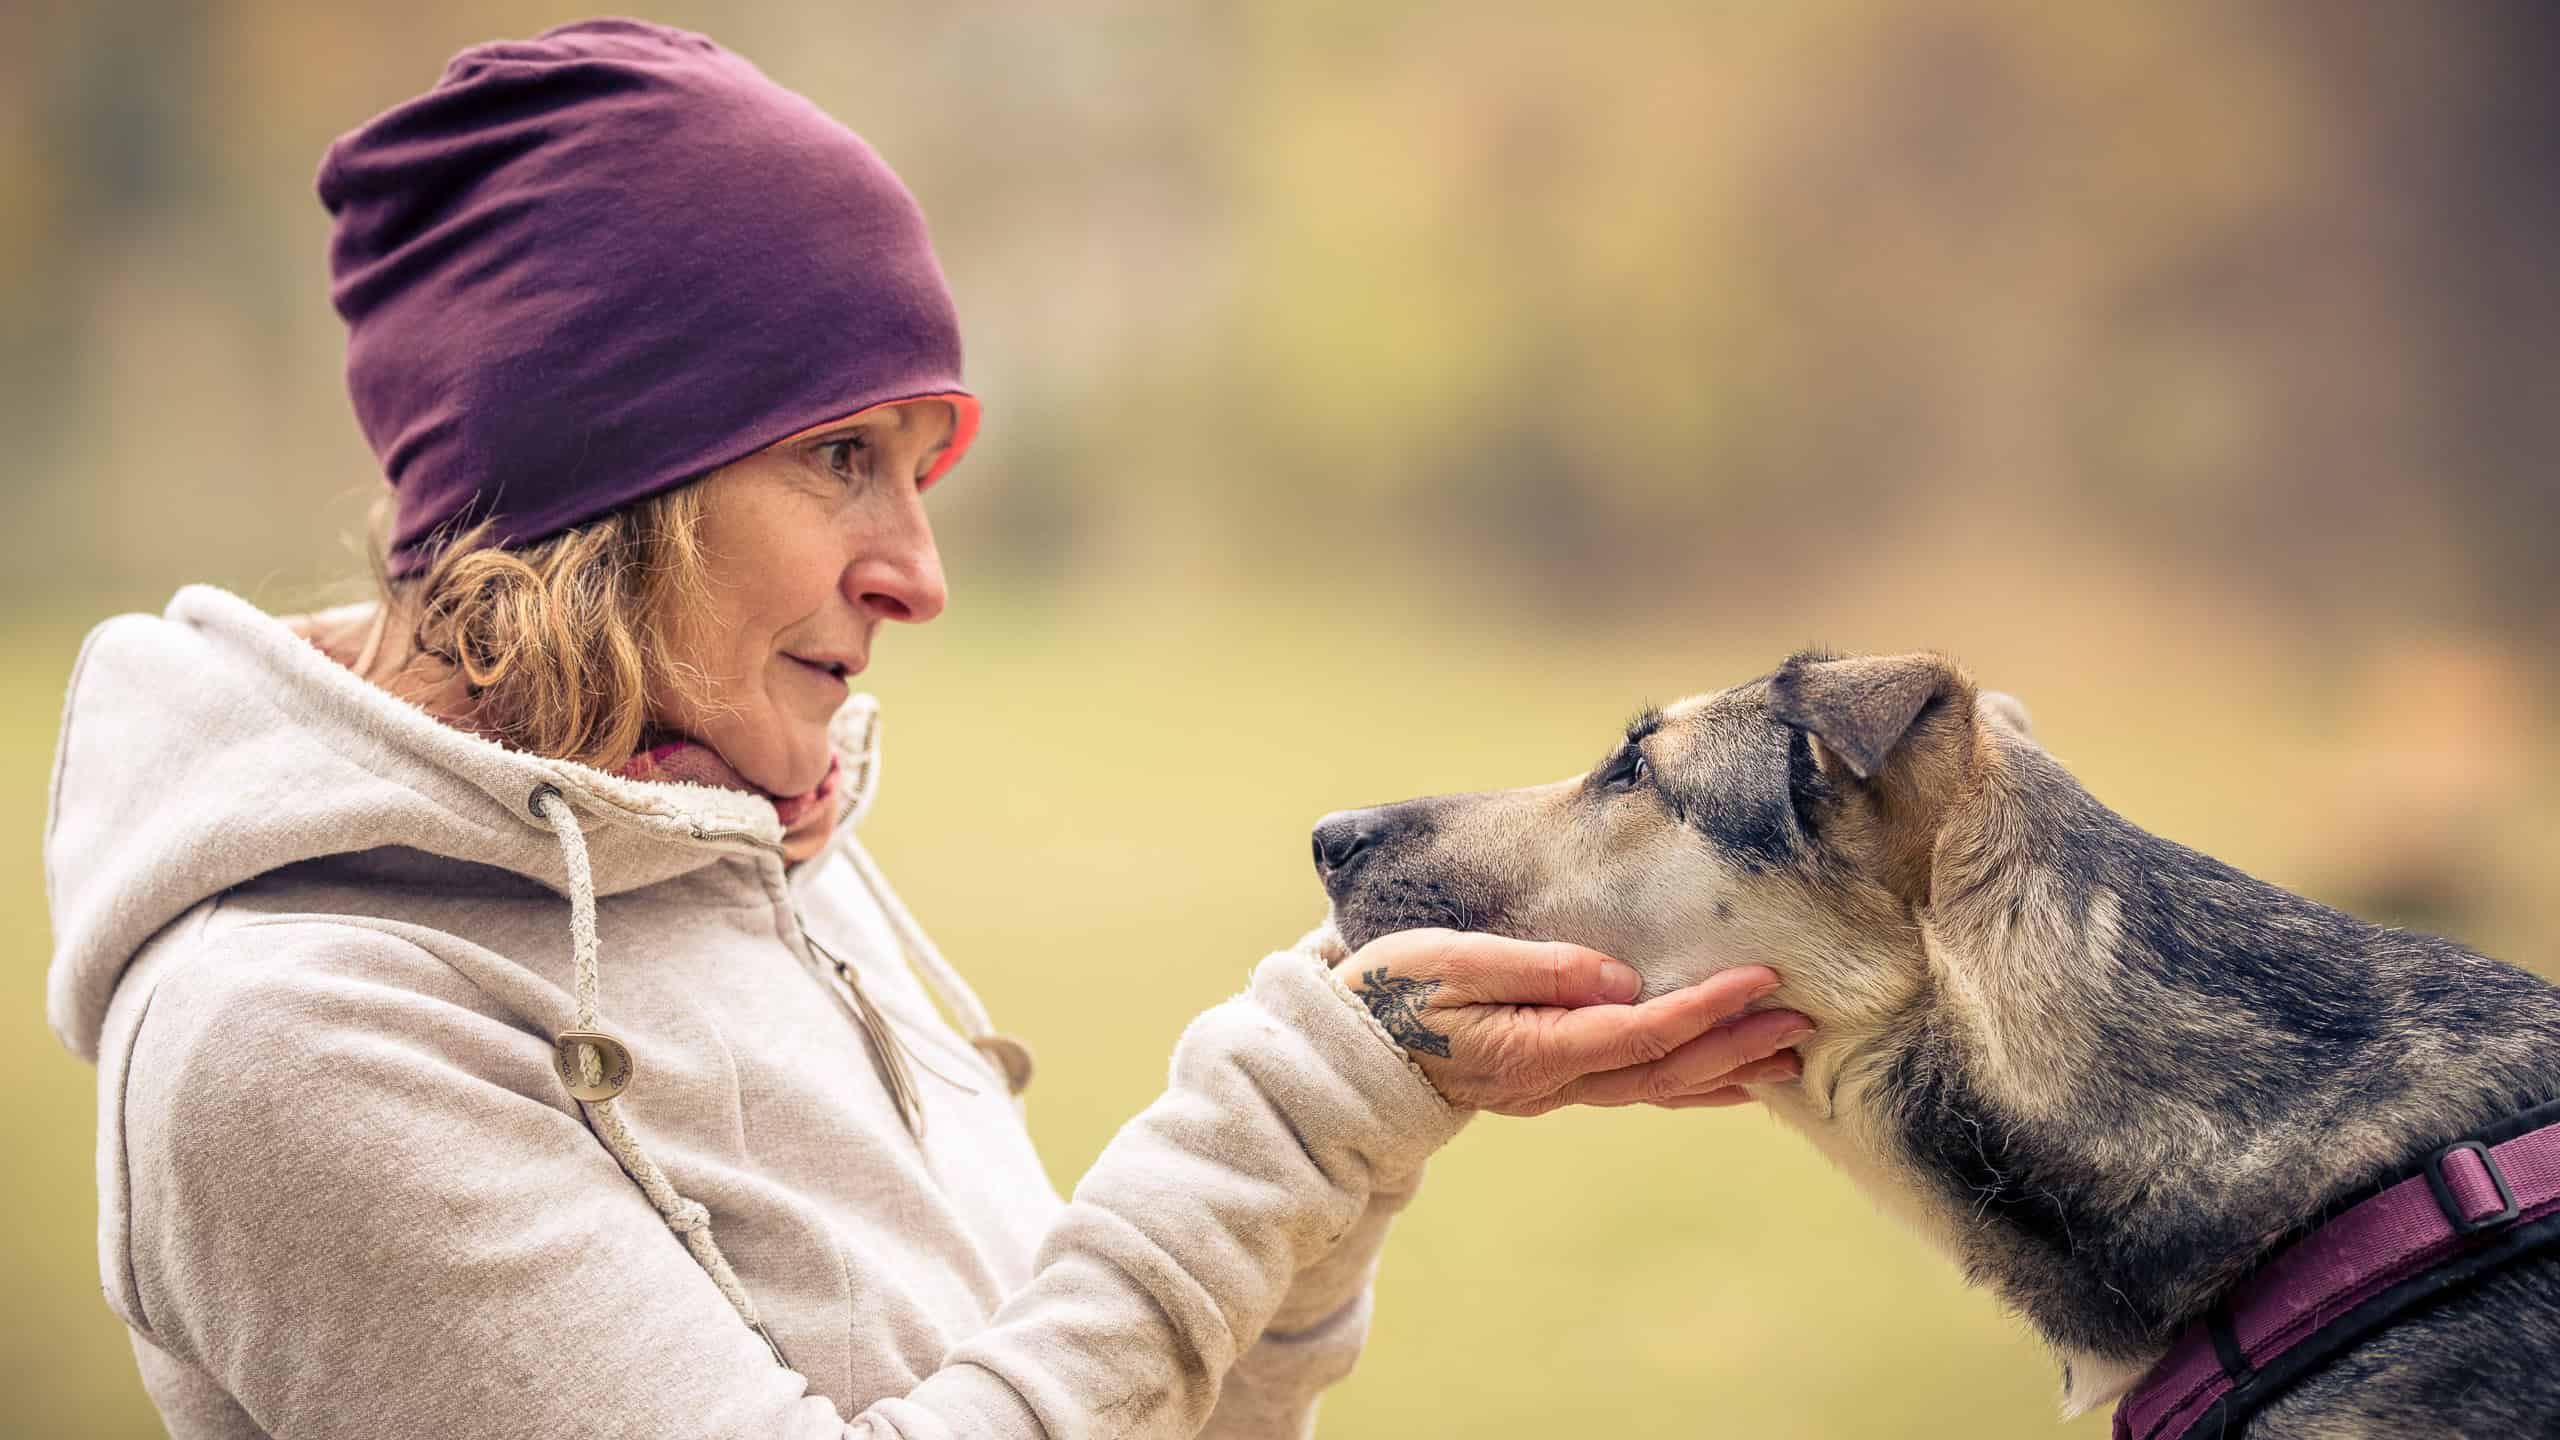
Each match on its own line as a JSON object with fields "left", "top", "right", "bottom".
{"left": 2117, "top": 1104, "right": 2560, "bottom": 1440}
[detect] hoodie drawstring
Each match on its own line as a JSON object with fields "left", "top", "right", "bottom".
{"left": 528, "top": 782, "right": 788, "bottom": 1369}
{"left": 832, "top": 825, "right": 1036, "bottom": 1099}
{"left": 822, "top": 695, "right": 1033, "bottom": 1098}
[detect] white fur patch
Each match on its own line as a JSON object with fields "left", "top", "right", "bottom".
{"left": 2058, "top": 1346, "right": 2156, "bottom": 1418}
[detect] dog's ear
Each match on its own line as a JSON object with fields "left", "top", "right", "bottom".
{"left": 1769, "top": 652, "right": 1976, "bottom": 780}
{"left": 1769, "top": 651, "right": 1981, "bottom": 903}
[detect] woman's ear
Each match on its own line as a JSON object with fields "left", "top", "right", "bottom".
{"left": 1768, "top": 651, "right": 1982, "bottom": 904}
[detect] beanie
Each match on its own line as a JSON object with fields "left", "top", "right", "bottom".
{"left": 315, "top": 17, "right": 980, "bottom": 577}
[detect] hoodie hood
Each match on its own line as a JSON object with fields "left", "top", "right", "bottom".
{"left": 44, "top": 582, "right": 887, "bottom": 1062}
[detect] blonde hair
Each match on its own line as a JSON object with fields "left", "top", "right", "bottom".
{"left": 356, "top": 482, "right": 735, "bottom": 771}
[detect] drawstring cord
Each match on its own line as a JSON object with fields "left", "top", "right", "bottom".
{"left": 797, "top": 911, "right": 930, "bottom": 1138}
{"left": 828, "top": 811, "right": 1037, "bottom": 1101}
{"left": 820, "top": 703, "right": 1036, "bottom": 1100}
{"left": 529, "top": 782, "right": 788, "bottom": 1369}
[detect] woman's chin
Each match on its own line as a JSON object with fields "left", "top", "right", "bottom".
{"left": 773, "top": 740, "right": 840, "bottom": 796}
{"left": 718, "top": 730, "right": 835, "bottom": 798}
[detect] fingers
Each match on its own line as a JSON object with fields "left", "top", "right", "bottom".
{"left": 1359, "top": 929, "right": 1643, "bottom": 1008}
{"left": 1537, "top": 964, "right": 1786, "bottom": 1076}
{"left": 1553, "top": 1018, "right": 1811, "bottom": 1108}
{"left": 1335, "top": 929, "right": 1817, "bottom": 1116}
{"left": 1655, "top": 1086, "right": 1758, "bottom": 1109}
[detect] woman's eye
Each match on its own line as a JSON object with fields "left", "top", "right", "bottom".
{"left": 820, "top": 435, "right": 871, "bottom": 483}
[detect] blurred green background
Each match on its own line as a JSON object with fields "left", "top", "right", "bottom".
{"left": 8, "top": 1, "right": 2558, "bottom": 1436}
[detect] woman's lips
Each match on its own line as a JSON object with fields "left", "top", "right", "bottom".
{"left": 785, "top": 654, "right": 851, "bottom": 686}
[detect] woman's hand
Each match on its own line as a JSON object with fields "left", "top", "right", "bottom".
{"left": 1323, "top": 927, "right": 1812, "bottom": 1116}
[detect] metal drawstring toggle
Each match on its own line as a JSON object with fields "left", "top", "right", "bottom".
{"left": 973, "top": 1034, "right": 1036, "bottom": 1096}
{"left": 554, "top": 1028, "right": 635, "bottom": 1101}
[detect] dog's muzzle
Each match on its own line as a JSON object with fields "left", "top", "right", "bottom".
{"left": 1316, "top": 804, "right": 1429, "bottom": 900}
{"left": 1311, "top": 807, "right": 1386, "bottom": 885}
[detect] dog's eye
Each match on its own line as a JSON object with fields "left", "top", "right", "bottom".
{"left": 1597, "top": 748, "right": 1650, "bottom": 791}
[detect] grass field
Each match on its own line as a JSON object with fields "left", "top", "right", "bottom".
{"left": 9, "top": 571, "right": 2553, "bottom": 1438}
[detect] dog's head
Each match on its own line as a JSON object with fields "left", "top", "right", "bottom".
{"left": 1314, "top": 650, "right": 2034, "bottom": 1025}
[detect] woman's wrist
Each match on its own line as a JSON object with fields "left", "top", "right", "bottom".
{"left": 1240, "top": 947, "right": 1473, "bottom": 1173}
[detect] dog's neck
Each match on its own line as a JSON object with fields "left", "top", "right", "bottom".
{"left": 1786, "top": 735, "right": 2560, "bottom": 1416}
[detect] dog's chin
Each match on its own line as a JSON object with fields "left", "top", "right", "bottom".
{"left": 1331, "top": 911, "right": 1509, "bottom": 956}
{"left": 1324, "top": 902, "right": 1421, "bottom": 956}
{"left": 1628, "top": 950, "right": 1762, "bottom": 1002}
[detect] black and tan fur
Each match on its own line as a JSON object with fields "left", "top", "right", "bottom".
{"left": 1312, "top": 651, "right": 2560, "bottom": 1436}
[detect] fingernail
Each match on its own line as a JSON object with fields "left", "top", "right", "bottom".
{"left": 1774, "top": 1022, "right": 1815, "bottom": 1046}
{"left": 1743, "top": 1057, "right": 1801, "bottom": 1084}
{"left": 1747, "top": 978, "right": 1781, "bottom": 1001}
{"left": 1599, "top": 960, "right": 1642, "bottom": 1003}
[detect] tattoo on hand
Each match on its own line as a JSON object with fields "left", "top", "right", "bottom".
{"left": 1354, "top": 966, "right": 1452, "bottom": 1058}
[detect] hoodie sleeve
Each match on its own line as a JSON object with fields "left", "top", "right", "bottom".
{"left": 118, "top": 929, "right": 1467, "bottom": 1440}
{"left": 1196, "top": 1163, "right": 1432, "bottom": 1438}
{"left": 851, "top": 947, "right": 1469, "bottom": 1438}
{"left": 1188, "top": 934, "right": 1446, "bottom": 1437}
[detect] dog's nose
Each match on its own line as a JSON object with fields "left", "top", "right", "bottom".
{"left": 1311, "top": 808, "right": 1387, "bottom": 878}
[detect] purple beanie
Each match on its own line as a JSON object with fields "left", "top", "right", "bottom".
{"left": 316, "top": 17, "right": 980, "bottom": 577}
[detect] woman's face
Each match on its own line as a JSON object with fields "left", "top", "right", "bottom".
{"left": 660, "top": 399, "right": 956, "bottom": 795}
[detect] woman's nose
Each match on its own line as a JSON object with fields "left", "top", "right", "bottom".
{"left": 850, "top": 505, "right": 948, "bottom": 623}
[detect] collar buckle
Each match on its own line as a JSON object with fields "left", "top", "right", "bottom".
{"left": 2426, "top": 1139, "right": 2521, "bottom": 1235}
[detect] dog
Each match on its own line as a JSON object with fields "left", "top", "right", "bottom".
{"left": 1311, "top": 649, "right": 2560, "bottom": 1436}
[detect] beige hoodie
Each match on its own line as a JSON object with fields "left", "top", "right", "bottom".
{"left": 44, "top": 584, "right": 1469, "bottom": 1438}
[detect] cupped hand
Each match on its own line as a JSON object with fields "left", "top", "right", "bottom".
{"left": 1322, "top": 927, "right": 1813, "bottom": 1116}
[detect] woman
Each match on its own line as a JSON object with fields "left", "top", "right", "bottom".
{"left": 41, "top": 20, "right": 1811, "bottom": 1438}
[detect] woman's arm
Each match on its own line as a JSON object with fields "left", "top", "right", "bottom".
{"left": 1193, "top": 928, "right": 1451, "bottom": 1437}
{"left": 118, "top": 924, "right": 1793, "bottom": 1439}
{"left": 854, "top": 947, "right": 1472, "bottom": 1435}
{"left": 117, "top": 924, "right": 1456, "bottom": 1439}
{"left": 1195, "top": 1164, "right": 1428, "bottom": 1439}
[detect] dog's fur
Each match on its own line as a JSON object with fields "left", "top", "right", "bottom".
{"left": 1315, "top": 650, "right": 2560, "bottom": 1436}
